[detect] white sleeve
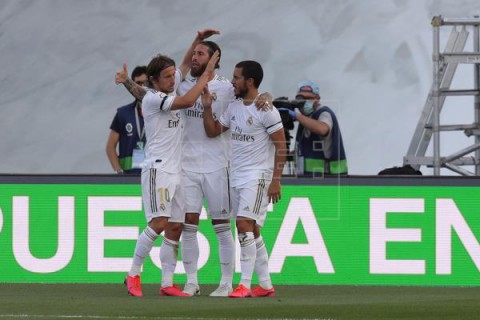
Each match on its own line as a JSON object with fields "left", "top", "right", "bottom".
{"left": 219, "top": 104, "right": 232, "bottom": 128}
{"left": 174, "top": 69, "right": 182, "bottom": 92}
{"left": 263, "top": 108, "right": 283, "bottom": 134}
{"left": 318, "top": 111, "right": 333, "bottom": 130}
{"left": 142, "top": 91, "right": 175, "bottom": 116}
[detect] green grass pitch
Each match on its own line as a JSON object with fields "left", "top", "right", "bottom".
{"left": 1, "top": 284, "right": 480, "bottom": 319}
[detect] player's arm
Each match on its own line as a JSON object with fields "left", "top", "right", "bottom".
{"left": 179, "top": 28, "right": 220, "bottom": 80}
{"left": 170, "top": 51, "right": 219, "bottom": 110}
{"left": 202, "top": 86, "right": 229, "bottom": 137}
{"left": 106, "top": 130, "right": 122, "bottom": 173}
{"left": 268, "top": 128, "right": 287, "bottom": 204}
{"left": 296, "top": 111, "right": 330, "bottom": 136}
{"left": 115, "top": 63, "right": 147, "bottom": 101}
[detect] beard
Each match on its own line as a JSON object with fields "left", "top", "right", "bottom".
{"left": 234, "top": 87, "right": 248, "bottom": 99}
{"left": 190, "top": 63, "right": 206, "bottom": 77}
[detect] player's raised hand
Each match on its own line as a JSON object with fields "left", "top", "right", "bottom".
{"left": 197, "top": 28, "right": 220, "bottom": 41}
{"left": 204, "top": 50, "right": 220, "bottom": 75}
{"left": 115, "top": 63, "right": 129, "bottom": 85}
{"left": 201, "top": 85, "right": 213, "bottom": 109}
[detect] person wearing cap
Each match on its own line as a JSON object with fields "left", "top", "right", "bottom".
{"left": 292, "top": 80, "right": 348, "bottom": 176}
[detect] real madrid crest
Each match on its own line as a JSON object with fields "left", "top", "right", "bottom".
{"left": 211, "top": 92, "right": 217, "bottom": 101}
{"left": 125, "top": 123, "right": 133, "bottom": 133}
{"left": 247, "top": 116, "right": 253, "bottom": 125}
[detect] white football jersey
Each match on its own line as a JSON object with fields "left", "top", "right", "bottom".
{"left": 219, "top": 99, "right": 283, "bottom": 187}
{"left": 177, "top": 73, "right": 234, "bottom": 172}
{"left": 142, "top": 70, "right": 184, "bottom": 173}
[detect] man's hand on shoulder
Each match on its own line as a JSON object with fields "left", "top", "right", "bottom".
{"left": 255, "top": 92, "right": 273, "bottom": 111}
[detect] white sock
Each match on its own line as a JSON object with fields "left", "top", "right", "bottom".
{"left": 238, "top": 231, "right": 255, "bottom": 289}
{"left": 181, "top": 223, "right": 199, "bottom": 285}
{"left": 160, "top": 237, "right": 179, "bottom": 287}
{"left": 255, "top": 235, "right": 273, "bottom": 289}
{"left": 129, "top": 226, "right": 158, "bottom": 277}
{"left": 214, "top": 223, "right": 234, "bottom": 286}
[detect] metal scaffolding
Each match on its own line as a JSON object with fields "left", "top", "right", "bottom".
{"left": 404, "top": 16, "right": 480, "bottom": 176}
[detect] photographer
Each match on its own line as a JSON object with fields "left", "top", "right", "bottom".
{"left": 275, "top": 80, "right": 348, "bottom": 176}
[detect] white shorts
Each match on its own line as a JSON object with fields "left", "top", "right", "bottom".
{"left": 141, "top": 168, "right": 185, "bottom": 223}
{"left": 231, "top": 177, "right": 271, "bottom": 227}
{"left": 183, "top": 167, "right": 232, "bottom": 220}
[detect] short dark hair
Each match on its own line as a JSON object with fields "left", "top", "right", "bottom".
{"left": 146, "top": 54, "right": 176, "bottom": 86}
{"left": 131, "top": 65, "right": 147, "bottom": 80}
{"left": 200, "top": 40, "right": 221, "bottom": 69}
{"left": 235, "top": 60, "right": 263, "bottom": 88}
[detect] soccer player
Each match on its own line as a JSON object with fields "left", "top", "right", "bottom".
{"left": 117, "top": 30, "right": 273, "bottom": 297}
{"left": 177, "top": 40, "right": 235, "bottom": 297}
{"left": 178, "top": 38, "right": 275, "bottom": 297}
{"left": 202, "top": 60, "right": 287, "bottom": 298}
{"left": 121, "top": 50, "right": 219, "bottom": 297}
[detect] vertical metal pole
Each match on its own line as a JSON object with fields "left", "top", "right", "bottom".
{"left": 432, "top": 19, "right": 441, "bottom": 175}
{"left": 474, "top": 19, "right": 480, "bottom": 175}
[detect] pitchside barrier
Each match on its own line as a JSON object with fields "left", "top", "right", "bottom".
{"left": 0, "top": 174, "right": 479, "bottom": 286}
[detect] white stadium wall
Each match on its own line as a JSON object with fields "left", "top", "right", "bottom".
{"left": 1, "top": 0, "right": 480, "bottom": 175}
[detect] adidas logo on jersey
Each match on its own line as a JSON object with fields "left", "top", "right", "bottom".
{"left": 243, "top": 206, "right": 250, "bottom": 211}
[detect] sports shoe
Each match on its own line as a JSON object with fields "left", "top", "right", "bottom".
{"left": 160, "top": 284, "right": 191, "bottom": 297}
{"left": 251, "top": 286, "right": 276, "bottom": 298}
{"left": 209, "top": 283, "right": 233, "bottom": 297}
{"left": 124, "top": 275, "right": 143, "bottom": 297}
{"left": 183, "top": 283, "right": 200, "bottom": 296}
{"left": 228, "top": 284, "right": 251, "bottom": 298}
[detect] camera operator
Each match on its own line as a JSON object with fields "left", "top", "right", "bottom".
{"left": 275, "top": 80, "right": 348, "bottom": 176}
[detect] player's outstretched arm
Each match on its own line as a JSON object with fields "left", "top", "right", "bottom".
{"left": 115, "top": 63, "right": 147, "bottom": 101}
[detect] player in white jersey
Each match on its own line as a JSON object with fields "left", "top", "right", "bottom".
{"left": 202, "top": 61, "right": 287, "bottom": 298}
{"left": 177, "top": 40, "right": 274, "bottom": 297}
{"left": 177, "top": 40, "right": 236, "bottom": 297}
{"left": 120, "top": 48, "right": 219, "bottom": 297}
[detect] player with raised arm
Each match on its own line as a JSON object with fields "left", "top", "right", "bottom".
{"left": 202, "top": 60, "right": 287, "bottom": 298}
{"left": 117, "top": 30, "right": 273, "bottom": 297}
{"left": 178, "top": 36, "right": 274, "bottom": 297}
{"left": 122, "top": 49, "right": 219, "bottom": 298}
{"left": 177, "top": 39, "right": 236, "bottom": 297}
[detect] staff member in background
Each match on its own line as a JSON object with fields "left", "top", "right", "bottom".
{"left": 293, "top": 80, "right": 348, "bottom": 176}
{"left": 106, "top": 66, "right": 148, "bottom": 174}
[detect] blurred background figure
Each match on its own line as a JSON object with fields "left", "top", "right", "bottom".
{"left": 106, "top": 66, "right": 148, "bottom": 174}
{"left": 294, "top": 80, "right": 348, "bottom": 176}
{"left": 274, "top": 81, "right": 348, "bottom": 176}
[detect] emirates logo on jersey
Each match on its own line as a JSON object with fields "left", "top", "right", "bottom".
{"left": 247, "top": 116, "right": 253, "bottom": 126}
